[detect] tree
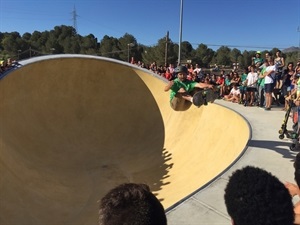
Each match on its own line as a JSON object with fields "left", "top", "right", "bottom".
{"left": 118, "top": 33, "right": 137, "bottom": 62}
{"left": 230, "top": 48, "right": 241, "bottom": 69}
{"left": 99, "top": 35, "right": 121, "bottom": 59}
{"left": 141, "top": 36, "right": 178, "bottom": 66}
{"left": 1, "top": 32, "right": 22, "bottom": 57}
{"left": 215, "top": 46, "right": 232, "bottom": 67}
{"left": 194, "top": 44, "right": 214, "bottom": 67}
{"left": 180, "top": 41, "right": 193, "bottom": 62}
{"left": 1, "top": 25, "right": 299, "bottom": 68}
{"left": 80, "top": 34, "right": 98, "bottom": 55}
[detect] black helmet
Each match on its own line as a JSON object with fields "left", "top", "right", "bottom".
{"left": 174, "top": 65, "right": 188, "bottom": 74}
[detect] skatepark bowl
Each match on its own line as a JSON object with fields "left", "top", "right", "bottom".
{"left": 0, "top": 55, "right": 250, "bottom": 225}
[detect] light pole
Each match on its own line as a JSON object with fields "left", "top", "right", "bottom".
{"left": 127, "top": 43, "right": 134, "bottom": 63}
{"left": 17, "top": 50, "right": 21, "bottom": 60}
{"left": 178, "top": 0, "right": 183, "bottom": 65}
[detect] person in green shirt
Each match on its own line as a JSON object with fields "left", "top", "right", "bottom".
{"left": 164, "top": 65, "right": 214, "bottom": 110}
{"left": 239, "top": 68, "right": 248, "bottom": 104}
{"left": 257, "top": 61, "right": 268, "bottom": 107}
{"left": 252, "top": 51, "right": 264, "bottom": 69}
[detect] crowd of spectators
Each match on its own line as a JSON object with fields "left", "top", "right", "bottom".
{"left": 131, "top": 51, "right": 300, "bottom": 111}
{"left": 0, "top": 58, "right": 19, "bottom": 76}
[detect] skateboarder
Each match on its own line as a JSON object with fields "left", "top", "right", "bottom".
{"left": 164, "top": 65, "right": 216, "bottom": 110}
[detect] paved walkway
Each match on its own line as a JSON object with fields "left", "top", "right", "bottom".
{"left": 166, "top": 100, "right": 297, "bottom": 225}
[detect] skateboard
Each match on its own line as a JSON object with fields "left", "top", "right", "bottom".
{"left": 192, "top": 88, "right": 217, "bottom": 107}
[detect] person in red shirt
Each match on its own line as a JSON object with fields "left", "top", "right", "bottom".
{"left": 164, "top": 68, "right": 173, "bottom": 80}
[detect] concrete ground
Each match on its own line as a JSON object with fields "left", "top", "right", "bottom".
{"left": 166, "top": 100, "right": 298, "bottom": 225}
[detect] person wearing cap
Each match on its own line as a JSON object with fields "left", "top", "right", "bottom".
{"left": 164, "top": 65, "right": 214, "bottom": 110}
{"left": 252, "top": 51, "right": 264, "bottom": 68}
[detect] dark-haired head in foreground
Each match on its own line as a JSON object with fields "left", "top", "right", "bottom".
{"left": 224, "top": 166, "right": 294, "bottom": 225}
{"left": 98, "top": 183, "right": 167, "bottom": 225}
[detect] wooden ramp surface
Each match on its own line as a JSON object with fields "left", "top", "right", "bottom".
{"left": 0, "top": 55, "right": 249, "bottom": 225}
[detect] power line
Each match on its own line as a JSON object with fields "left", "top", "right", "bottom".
{"left": 71, "top": 5, "right": 79, "bottom": 33}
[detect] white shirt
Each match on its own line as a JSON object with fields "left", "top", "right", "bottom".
{"left": 230, "top": 88, "right": 240, "bottom": 96}
{"left": 264, "top": 65, "right": 277, "bottom": 84}
{"left": 246, "top": 72, "right": 258, "bottom": 87}
{"left": 193, "top": 68, "right": 201, "bottom": 74}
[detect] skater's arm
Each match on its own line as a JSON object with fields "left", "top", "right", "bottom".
{"left": 195, "top": 82, "right": 213, "bottom": 89}
{"left": 164, "top": 81, "right": 174, "bottom": 92}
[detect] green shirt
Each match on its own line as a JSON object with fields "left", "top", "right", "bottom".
{"left": 254, "top": 57, "right": 264, "bottom": 66}
{"left": 225, "top": 78, "right": 231, "bottom": 86}
{"left": 258, "top": 66, "right": 267, "bottom": 87}
{"left": 170, "top": 78, "right": 198, "bottom": 101}
{"left": 241, "top": 73, "right": 247, "bottom": 82}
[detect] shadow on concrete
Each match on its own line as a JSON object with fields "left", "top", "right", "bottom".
{"left": 248, "top": 139, "right": 298, "bottom": 160}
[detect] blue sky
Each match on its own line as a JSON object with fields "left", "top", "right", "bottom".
{"left": 1, "top": 0, "right": 299, "bottom": 51}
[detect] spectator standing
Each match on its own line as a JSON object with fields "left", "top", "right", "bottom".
{"left": 252, "top": 51, "right": 264, "bottom": 69}
{"left": 274, "top": 50, "right": 285, "bottom": 89}
{"left": 263, "top": 57, "right": 277, "bottom": 110}
{"left": 265, "top": 51, "right": 271, "bottom": 61}
{"left": 257, "top": 61, "right": 269, "bottom": 108}
{"left": 239, "top": 68, "right": 248, "bottom": 104}
{"left": 282, "top": 62, "right": 295, "bottom": 110}
{"left": 244, "top": 65, "right": 258, "bottom": 106}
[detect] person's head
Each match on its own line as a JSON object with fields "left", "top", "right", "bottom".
{"left": 224, "top": 166, "right": 294, "bottom": 225}
{"left": 175, "top": 65, "right": 188, "bottom": 81}
{"left": 256, "top": 51, "right": 261, "bottom": 58}
{"left": 276, "top": 50, "right": 282, "bottom": 56}
{"left": 268, "top": 57, "right": 274, "bottom": 65}
{"left": 287, "top": 62, "right": 294, "bottom": 71}
{"left": 98, "top": 183, "right": 167, "bottom": 225}
{"left": 249, "top": 65, "right": 255, "bottom": 71}
{"left": 263, "top": 60, "right": 269, "bottom": 66}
